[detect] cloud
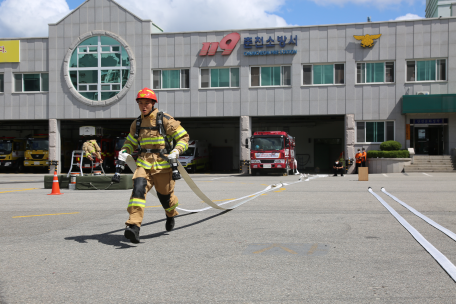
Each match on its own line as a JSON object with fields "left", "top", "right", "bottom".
{"left": 115, "top": 0, "right": 291, "bottom": 32}
{"left": 308, "top": 0, "right": 416, "bottom": 9}
{"left": 0, "top": 0, "right": 70, "bottom": 38}
{"left": 395, "top": 13, "right": 424, "bottom": 20}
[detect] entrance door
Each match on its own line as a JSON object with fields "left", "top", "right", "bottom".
{"left": 414, "top": 126, "right": 444, "bottom": 155}
{"left": 314, "top": 138, "right": 343, "bottom": 173}
{"left": 414, "top": 127, "right": 429, "bottom": 154}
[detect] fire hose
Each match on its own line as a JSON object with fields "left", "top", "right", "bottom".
{"left": 368, "top": 187, "right": 456, "bottom": 282}
{"left": 116, "top": 154, "right": 327, "bottom": 212}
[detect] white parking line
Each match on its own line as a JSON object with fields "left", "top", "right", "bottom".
{"left": 209, "top": 177, "right": 229, "bottom": 181}
{"left": 422, "top": 173, "right": 433, "bottom": 177}
{"left": 383, "top": 174, "right": 388, "bottom": 177}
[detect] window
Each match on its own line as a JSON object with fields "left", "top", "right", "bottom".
{"left": 201, "top": 68, "right": 239, "bottom": 88}
{"left": 356, "top": 121, "right": 395, "bottom": 143}
{"left": 302, "top": 64, "right": 344, "bottom": 85}
{"left": 406, "top": 59, "right": 446, "bottom": 82}
{"left": 0, "top": 74, "right": 3, "bottom": 92}
{"left": 14, "top": 73, "right": 49, "bottom": 92}
{"left": 356, "top": 62, "right": 394, "bottom": 84}
{"left": 68, "top": 35, "right": 131, "bottom": 101}
{"left": 251, "top": 66, "right": 290, "bottom": 87}
{"left": 152, "top": 69, "right": 189, "bottom": 89}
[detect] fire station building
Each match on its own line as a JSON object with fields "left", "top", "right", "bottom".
{"left": 0, "top": 0, "right": 456, "bottom": 173}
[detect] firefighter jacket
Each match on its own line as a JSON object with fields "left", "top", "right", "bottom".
{"left": 121, "top": 108, "right": 189, "bottom": 174}
{"left": 362, "top": 151, "right": 367, "bottom": 162}
{"left": 355, "top": 152, "right": 363, "bottom": 164}
{"left": 82, "top": 140, "right": 101, "bottom": 159}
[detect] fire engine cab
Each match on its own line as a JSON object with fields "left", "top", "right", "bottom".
{"left": 249, "top": 131, "right": 296, "bottom": 176}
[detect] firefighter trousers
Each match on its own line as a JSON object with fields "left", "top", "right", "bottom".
{"left": 125, "top": 167, "right": 179, "bottom": 227}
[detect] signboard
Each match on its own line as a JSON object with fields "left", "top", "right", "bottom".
{"left": 199, "top": 32, "right": 240, "bottom": 56}
{"left": 199, "top": 33, "right": 297, "bottom": 57}
{"left": 243, "top": 35, "right": 297, "bottom": 56}
{"left": 412, "top": 119, "right": 444, "bottom": 124}
{"left": 405, "top": 124, "right": 410, "bottom": 140}
{"left": 79, "top": 126, "right": 96, "bottom": 136}
{"left": 0, "top": 40, "right": 20, "bottom": 62}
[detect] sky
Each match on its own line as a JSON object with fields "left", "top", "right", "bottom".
{"left": 0, "top": 0, "right": 427, "bottom": 38}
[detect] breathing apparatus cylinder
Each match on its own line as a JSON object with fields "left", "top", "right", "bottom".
{"left": 112, "top": 159, "right": 125, "bottom": 183}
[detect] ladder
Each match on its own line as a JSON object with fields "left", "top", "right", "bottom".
{"left": 67, "top": 150, "right": 106, "bottom": 177}
{"left": 67, "top": 150, "right": 84, "bottom": 177}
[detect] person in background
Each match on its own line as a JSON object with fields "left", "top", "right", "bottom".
{"left": 355, "top": 148, "right": 363, "bottom": 174}
{"left": 361, "top": 148, "right": 367, "bottom": 168}
{"left": 333, "top": 159, "right": 344, "bottom": 177}
{"left": 82, "top": 139, "right": 103, "bottom": 164}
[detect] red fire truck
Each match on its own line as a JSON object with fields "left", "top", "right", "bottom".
{"left": 249, "top": 131, "right": 296, "bottom": 176}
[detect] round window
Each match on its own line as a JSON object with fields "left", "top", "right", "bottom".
{"left": 68, "top": 35, "right": 131, "bottom": 102}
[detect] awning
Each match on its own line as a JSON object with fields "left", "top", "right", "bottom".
{"left": 402, "top": 94, "right": 456, "bottom": 114}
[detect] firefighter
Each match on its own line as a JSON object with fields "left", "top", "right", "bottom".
{"left": 355, "top": 148, "right": 362, "bottom": 174}
{"left": 82, "top": 139, "right": 103, "bottom": 164}
{"left": 118, "top": 88, "right": 189, "bottom": 244}
{"left": 361, "top": 148, "right": 367, "bottom": 167}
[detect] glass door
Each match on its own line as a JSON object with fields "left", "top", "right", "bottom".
{"left": 414, "top": 127, "right": 429, "bottom": 154}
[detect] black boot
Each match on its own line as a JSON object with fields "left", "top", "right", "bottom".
{"left": 165, "top": 216, "right": 175, "bottom": 232}
{"left": 124, "top": 224, "right": 140, "bottom": 243}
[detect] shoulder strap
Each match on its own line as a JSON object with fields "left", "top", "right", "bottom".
{"left": 134, "top": 115, "right": 141, "bottom": 139}
{"left": 156, "top": 111, "right": 165, "bottom": 136}
{"left": 156, "top": 111, "right": 173, "bottom": 153}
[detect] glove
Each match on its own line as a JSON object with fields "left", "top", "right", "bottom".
{"left": 168, "top": 149, "right": 179, "bottom": 160}
{"left": 118, "top": 150, "right": 129, "bottom": 162}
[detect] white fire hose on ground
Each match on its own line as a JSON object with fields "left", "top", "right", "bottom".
{"left": 368, "top": 187, "right": 456, "bottom": 282}
{"left": 125, "top": 155, "right": 327, "bottom": 213}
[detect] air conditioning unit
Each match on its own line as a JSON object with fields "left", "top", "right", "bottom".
{"left": 416, "top": 91, "right": 429, "bottom": 95}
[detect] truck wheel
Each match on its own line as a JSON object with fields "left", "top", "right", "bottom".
{"left": 191, "top": 165, "right": 197, "bottom": 174}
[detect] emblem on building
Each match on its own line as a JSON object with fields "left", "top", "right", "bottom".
{"left": 353, "top": 34, "right": 382, "bottom": 48}
{"left": 199, "top": 32, "right": 240, "bottom": 56}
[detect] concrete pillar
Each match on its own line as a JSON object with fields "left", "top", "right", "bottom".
{"left": 345, "top": 114, "right": 355, "bottom": 174}
{"left": 239, "top": 116, "right": 252, "bottom": 174}
{"left": 48, "top": 119, "right": 61, "bottom": 174}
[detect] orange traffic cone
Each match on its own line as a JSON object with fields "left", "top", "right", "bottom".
{"left": 48, "top": 170, "right": 63, "bottom": 195}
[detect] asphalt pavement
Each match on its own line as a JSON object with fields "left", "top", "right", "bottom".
{"left": 1, "top": 171, "right": 456, "bottom": 303}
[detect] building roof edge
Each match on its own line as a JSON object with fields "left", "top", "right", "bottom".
{"left": 150, "top": 16, "right": 456, "bottom": 35}
{"left": 48, "top": 0, "right": 152, "bottom": 26}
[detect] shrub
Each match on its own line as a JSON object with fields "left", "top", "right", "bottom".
{"left": 367, "top": 150, "right": 410, "bottom": 158}
{"left": 380, "top": 140, "right": 402, "bottom": 151}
